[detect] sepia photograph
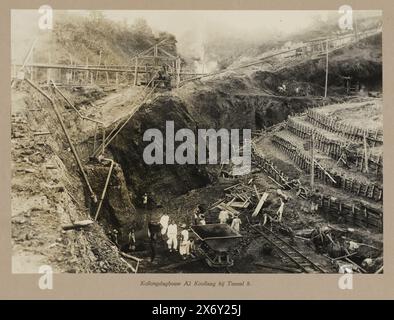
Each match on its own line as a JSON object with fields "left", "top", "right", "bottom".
{"left": 10, "top": 8, "right": 383, "bottom": 275}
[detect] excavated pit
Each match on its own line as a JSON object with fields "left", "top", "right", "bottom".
{"left": 89, "top": 88, "right": 321, "bottom": 239}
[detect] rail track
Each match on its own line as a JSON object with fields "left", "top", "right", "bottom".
{"left": 246, "top": 220, "right": 326, "bottom": 273}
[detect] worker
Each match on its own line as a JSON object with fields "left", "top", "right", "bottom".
{"left": 231, "top": 215, "right": 242, "bottom": 233}
{"left": 218, "top": 210, "right": 229, "bottom": 224}
{"left": 361, "top": 258, "right": 374, "bottom": 271}
{"left": 348, "top": 241, "right": 360, "bottom": 252}
{"left": 192, "top": 206, "right": 200, "bottom": 225}
{"left": 66, "top": 72, "right": 72, "bottom": 84}
{"left": 157, "top": 68, "right": 163, "bottom": 80}
{"left": 128, "top": 227, "right": 136, "bottom": 252}
{"left": 276, "top": 189, "right": 289, "bottom": 201}
{"left": 262, "top": 211, "right": 268, "bottom": 226}
{"left": 142, "top": 193, "right": 148, "bottom": 209}
{"left": 111, "top": 228, "right": 119, "bottom": 247}
{"left": 149, "top": 232, "right": 157, "bottom": 262}
{"left": 161, "top": 66, "right": 171, "bottom": 89}
{"left": 148, "top": 222, "right": 159, "bottom": 263}
{"left": 189, "top": 238, "right": 196, "bottom": 258}
{"left": 278, "top": 83, "right": 287, "bottom": 93}
{"left": 159, "top": 212, "right": 170, "bottom": 236}
{"left": 179, "top": 224, "right": 191, "bottom": 260}
{"left": 310, "top": 201, "right": 319, "bottom": 214}
{"left": 199, "top": 214, "right": 206, "bottom": 225}
{"left": 276, "top": 198, "right": 285, "bottom": 222}
{"left": 167, "top": 220, "right": 178, "bottom": 252}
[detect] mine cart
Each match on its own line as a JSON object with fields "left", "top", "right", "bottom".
{"left": 191, "top": 224, "right": 242, "bottom": 268}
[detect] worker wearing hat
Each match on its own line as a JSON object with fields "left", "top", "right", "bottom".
{"left": 179, "top": 224, "right": 191, "bottom": 260}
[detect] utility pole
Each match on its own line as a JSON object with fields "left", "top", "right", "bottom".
{"left": 85, "top": 57, "right": 89, "bottom": 84}
{"left": 363, "top": 131, "right": 369, "bottom": 173}
{"left": 324, "top": 39, "right": 329, "bottom": 99}
{"left": 96, "top": 50, "right": 102, "bottom": 81}
{"left": 11, "top": 38, "right": 37, "bottom": 88}
{"left": 30, "top": 48, "right": 34, "bottom": 82}
{"left": 47, "top": 51, "right": 51, "bottom": 84}
{"left": 201, "top": 44, "right": 205, "bottom": 74}
{"left": 133, "top": 57, "right": 138, "bottom": 86}
{"left": 176, "top": 57, "right": 181, "bottom": 88}
{"left": 310, "top": 131, "right": 315, "bottom": 190}
{"left": 154, "top": 44, "right": 158, "bottom": 67}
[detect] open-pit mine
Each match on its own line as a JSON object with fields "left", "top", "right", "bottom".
{"left": 11, "top": 10, "right": 383, "bottom": 274}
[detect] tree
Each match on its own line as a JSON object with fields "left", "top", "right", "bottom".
{"left": 88, "top": 11, "right": 105, "bottom": 23}
{"left": 157, "top": 32, "right": 177, "bottom": 56}
{"left": 132, "top": 18, "right": 154, "bottom": 39}
{"left": 130, "top": 18, "right": 155, "bottom": 51}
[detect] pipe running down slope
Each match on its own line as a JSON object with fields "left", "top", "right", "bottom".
{"left": 24, "top": 78, "right": 98, "bottom": 203}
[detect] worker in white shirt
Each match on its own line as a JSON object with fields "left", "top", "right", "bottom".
{"left": 167, "top": 220, "right": 178, "bottom": 252}
{"left": 179, "top": 224, "right": 191, "bottom": 259}
{"left": 231, "top": 215, "right": 242, "bottom": 233}
{"left": 159, "top": 213, "right": 170, "bottom": 236}
{"left": 276, "top": 198, "right": 285, "bottom": 222}
{"left": 263, "top": 211, "right": 268, "bottom": 226}
{"left": 199, "top": 214, "right": 206, "bottom": 225}
{"left": 218, "top": 210, "right": 229, "bottom": 224}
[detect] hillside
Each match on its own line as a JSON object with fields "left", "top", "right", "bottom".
{"left": 32, "top": 12, "right": 177, "bottom": 66}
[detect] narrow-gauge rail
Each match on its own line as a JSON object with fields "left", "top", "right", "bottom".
{"left": 246, "top": 221, "right": 327, "bottom": 273}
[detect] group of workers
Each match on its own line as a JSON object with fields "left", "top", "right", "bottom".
{"left": 108, "top": 190, "right": 287, "bottom": 264}
{"left": 156, "top": 212, "right": 193, "bottom": 260}
{"left": 105, "top": 190, "right": 291, "bottom": 270}
{"left": 255, "top": 189, "right": 288, "bottom": 227}
{"left": 148, "top": 205, "right": 244, "bottom": 262}
{"left": 129, "top": 190, "right": 290, "bottom": 264}
{"left": 218, "top": 209, "right": 242, "bottom": 233}
{"left": 277, "top": 82, "right": 310, "bottom": 97}
{"left": 108, "top": 226, "right": 136, "bottom": 252}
